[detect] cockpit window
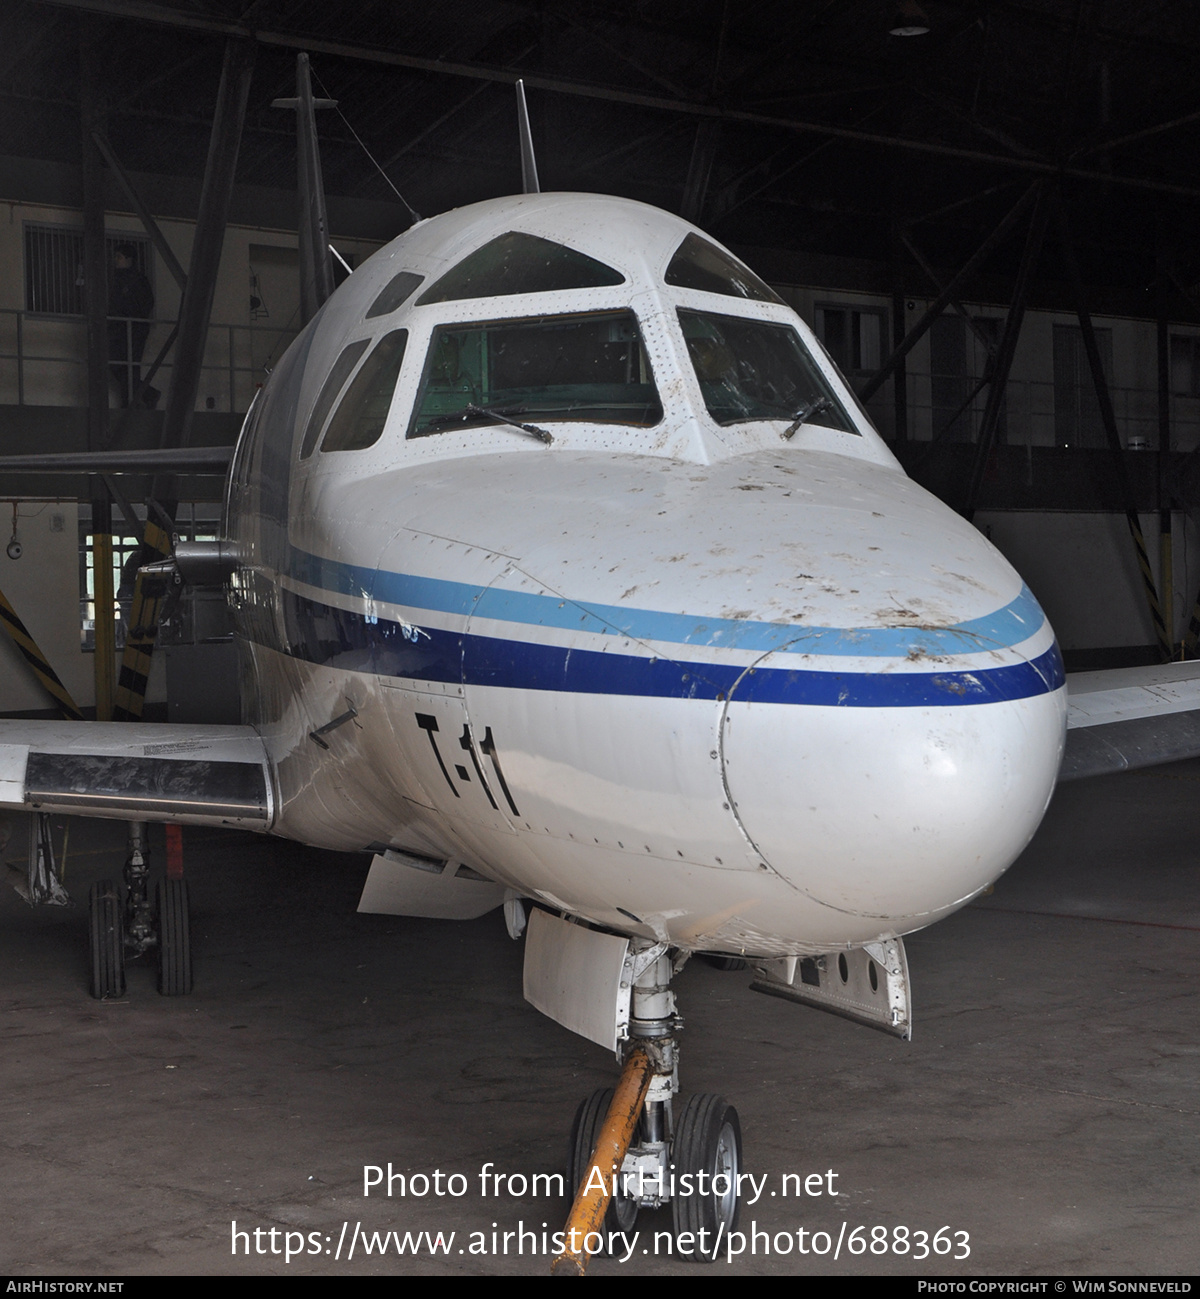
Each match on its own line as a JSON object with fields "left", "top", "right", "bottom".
{"left": 365, "top": 270, "right": 423, "bottom": 319}
{"left": 677, "top": 309, "right": 858, "bottom": 434}
{"left": 409, "top": 310, "right": 661, "bottom": 438}
{"left": 665, "top": 233, "right": 783, "bottom": 305}
{"left": 416, "top": 232, "right": 624, "bottom": 306}
{"left": 299, "top": 338, "right": 370, "bottom": 459}
{"left": 320, "top": 329, "right": 408, "bottom": 452}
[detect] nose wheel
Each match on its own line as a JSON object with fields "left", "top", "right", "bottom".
{"left": 568, "top": 1089, "right": 640, "bottom": 1240}
{"left": 555, "top": 943, "right": 743, "bottom": 1272}
{"left": 671, "top": 1093, "right": 742, "bottom": 1260}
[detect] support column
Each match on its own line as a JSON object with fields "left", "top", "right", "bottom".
{"left": 1057, "top": 201, "right": 1171, "bottom": 661}
{"left": 963, "top": 183, "right": 1052, "bottom": 519}
{"left": 79, "top": 19, "right": 108, "bottom": 449}
{"left": 1157, "top": 255, "right": 1174, "bottom": 653}
{"left": 91, "top": 491, "right": 115, "bottom": 720}
{"left": 891, "top": 285, "right": 908, "bottom": 444}
{"left": 159, "top": 36, "right": 256, "bottom": 460}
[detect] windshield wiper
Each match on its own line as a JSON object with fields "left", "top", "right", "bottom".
{"left": 465, "top": 404, "right": 553, "bottom": 444}
{"left": 422, "top": 405, "right": 553, "bottom": 443}
{"left": 781, "top": 396, "right": 832, "bottom": 440}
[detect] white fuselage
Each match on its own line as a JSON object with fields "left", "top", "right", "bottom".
{"left": 223, "top": 193, "right": 1067, "bottom": 957}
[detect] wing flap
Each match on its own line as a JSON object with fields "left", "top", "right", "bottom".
{"left": 0, "top": 721, "right": 273, "bottom": 828}
{"left": 1061, "top": 661, "right": 1200, "bottom": 781}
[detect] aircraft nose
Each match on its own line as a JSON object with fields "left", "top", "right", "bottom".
{"left": 718, "top": 623, "right": 1066, "bottom": 924}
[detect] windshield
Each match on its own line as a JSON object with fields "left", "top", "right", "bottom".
{"left": 677, "top": 308, "right": 857, "bottom": 434}
{"left": 409, "top": 310, "right": 661, "bottom": 437}
{"left": 416, "top": 232, "right": 624, "bottom": 305}
{"left": 665, "top": 233, "right": 783, "bottom": 305}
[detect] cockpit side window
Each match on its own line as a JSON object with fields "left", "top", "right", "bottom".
{"left": 320, "top": 329, "right": 408, "bottom": 452}
{"left": 665, "top": 233, "right": 784, "bottom": 305}
{"left": 365, "top": 270, "right": 423, "bottom": 319}
{"left": 416, "top": 232, "right": 625, "bottom": 306}
{"left": 678, "top": 308, "right": 858, "bottom": 434}
{"left": 409, "top": 310, "right": 661, "bottom": 437}
{"left": 299, "top": 339, "right": 370, "bottom": 459}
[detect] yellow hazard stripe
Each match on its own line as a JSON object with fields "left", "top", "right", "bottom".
{"left": 113, "top": 562, "right": 169, "bottom": 721}
{"left": 0, "top": 586, "right": 83, "bottom": 719}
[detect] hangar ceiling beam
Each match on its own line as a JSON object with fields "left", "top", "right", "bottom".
{"left": 1074, "top": 104, "right": 1200, "bottom": 161}
{"left": 31, "top": 0, "right": 1200, "bottom": 201}
{"left": 861, "top": 181, "right": 1040, "bottom": 403}
{"left": 90, "top": 131, "right": 187, "bottom": 290}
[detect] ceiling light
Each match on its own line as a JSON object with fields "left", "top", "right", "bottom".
{"left": 890, "top": 1, "right": 930, "bottom": 36}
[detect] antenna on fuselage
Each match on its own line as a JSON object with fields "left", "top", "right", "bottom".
{"left": 516, "top": 79, "right": 541, "bottom": 194}
{"left": 272, "top": 53, "right": 336, "bottom": 326}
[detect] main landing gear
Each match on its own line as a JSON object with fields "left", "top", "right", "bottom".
{"left": 555, "top": 942, "right": 742, "bottom": 1272}
{"left": 87, "top": 822, "right": 192, "bottom": 999}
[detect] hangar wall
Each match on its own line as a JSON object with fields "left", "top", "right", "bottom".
{"left": 2, "top": 190, "right": 1198, "bottom": 716}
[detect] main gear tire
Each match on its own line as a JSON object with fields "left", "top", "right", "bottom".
{"left": 156, "top": 877, "right": 192, "bottom": 996}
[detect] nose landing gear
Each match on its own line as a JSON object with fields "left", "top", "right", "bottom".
{"left": 553, "top": 941, "right": 742, "bottom": 1272}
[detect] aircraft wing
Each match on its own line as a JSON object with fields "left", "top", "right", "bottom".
{"left": 0, "top": 721, "right": 272, "bottom": 828}
{"left": 1060, "top": 661, "right": 1200, "bottom": 781}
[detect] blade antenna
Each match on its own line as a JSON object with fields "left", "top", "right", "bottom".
{"left": 516, "top": 79, "right": 541, "bottom": 194}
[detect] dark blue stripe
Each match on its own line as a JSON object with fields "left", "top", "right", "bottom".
{"left": 279, "top": 590, "right": 1065, "bottom": 706}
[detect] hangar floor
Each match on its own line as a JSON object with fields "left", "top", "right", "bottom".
{"left": 2, "top": 762, "right": 1198, "bottom": 1277}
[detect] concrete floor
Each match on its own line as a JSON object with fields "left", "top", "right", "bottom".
{"left": 2, "top": 762, "right": 1198, "bottom": 1277}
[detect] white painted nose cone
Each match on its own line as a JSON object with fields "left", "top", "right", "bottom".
{"left": 719, "top": 645, "right": 1066, "bottom": 922}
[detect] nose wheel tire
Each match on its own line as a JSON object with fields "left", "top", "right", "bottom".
{"left": 671, "top": 1094, "right": 742, "bottom": 1262}
{"left": 568, "top": 1088, "right": 639, "bottom": 1239}
{"left": 88, "top": 880, "right": 125, "bottom": 1000}
{"left": 156, "top": 877, "right": 192, "bottom": 996}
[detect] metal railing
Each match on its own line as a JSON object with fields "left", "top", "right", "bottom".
{"left": 5, "top": 309, "right": 1200, "bottom": 452}
{"left": 0, "top": 308, "right": 298, "bottom": 414}
{"left": 861, "top": 373, "right": 1200, "bottom": 453}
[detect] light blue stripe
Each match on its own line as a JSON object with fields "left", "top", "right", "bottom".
{"left": 288, "top": 548, "right": 1044, "bottom": 658}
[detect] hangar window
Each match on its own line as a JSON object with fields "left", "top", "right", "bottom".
{"left": 299, "top": 339, "right": 371, "bottom": 459}
{"left": 24, "top": 224, "right": 152, "bottom": 317}
{"left": 409, "top": 309, "right": 661, "bottom": 437}
{"left": 814, "top": 304, "right": 886, "bottom": 377}
{"left": 320, "top": 329, "right": 409, "bottom": 452}
{"left": 665, "top": 233, "right": 783, "bottom": 305}
{"left": 1054, "top": 324, "right": 1113, "bottom": 448}
{"left": 678, "top": 308, "right": 856, "bottom": 433}
{"left": 366, "top": 270, "right": 424, "bottom": 319}
{"left": 415, "top": 233, "right": 624, "bottom": 306}
{"left": 1170, "top": 335, "right": 1200, "bottom": 397}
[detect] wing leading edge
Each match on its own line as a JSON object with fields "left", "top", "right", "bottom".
{"left": 0, "top": 721, "right": 273, "bottom": 829}
{"left": 1061, "top": 661, "right": 1200, "bottom": 781}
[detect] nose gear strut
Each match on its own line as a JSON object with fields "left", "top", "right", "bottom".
{"left": 553, "top": 940, "right": 742, "bottom": 1273}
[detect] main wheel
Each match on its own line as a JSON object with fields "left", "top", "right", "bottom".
{"left": 156, "top": 877, "right": 192, "bottom": 996}
{"left": 671, "top": 1094, "right": 742, "bottom": 1262}
{"left": 568, "top": 1088, "right": 639, "bottom": 1242}
{"left": 88, "top": 880, "right": 125, "bottom": 1000}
